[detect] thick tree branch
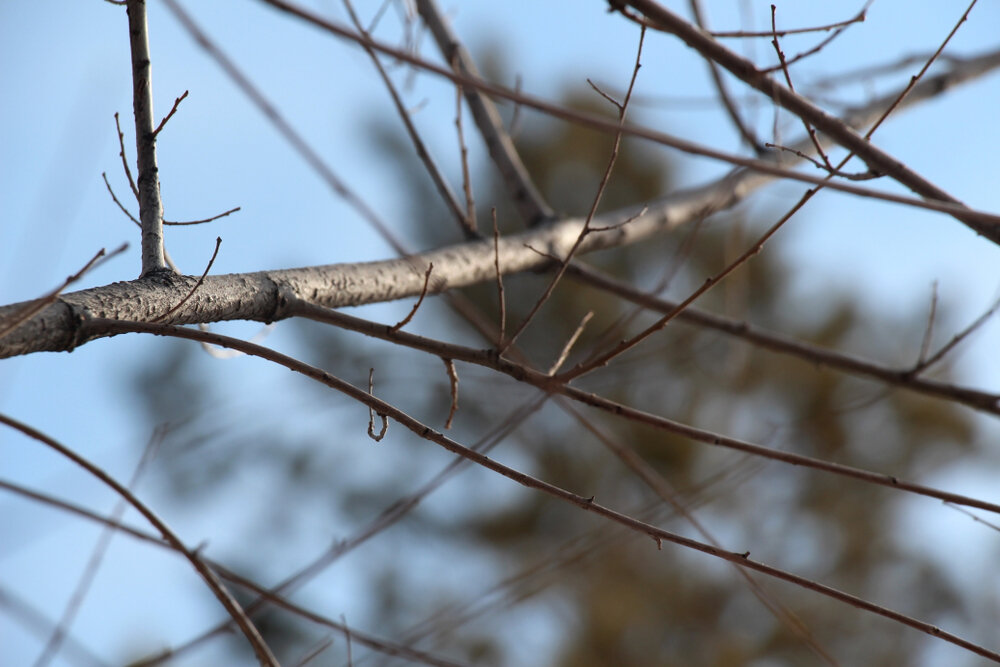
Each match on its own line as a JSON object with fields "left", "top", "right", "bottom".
{"left": 3, "top": 46, "right": 1000, "bottom": 359}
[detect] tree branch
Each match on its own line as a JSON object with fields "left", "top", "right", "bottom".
{"left": 614, "top": 0, "right": 1000, "bottom": 243}
{"left": 126, "top": 0, "right": 168, "bottom": 275}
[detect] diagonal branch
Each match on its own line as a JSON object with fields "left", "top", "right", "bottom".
{"left": 0, "top": 414, "right": 278, "bottom": 667}
{"left": 66, "top": 320, "right": 1000, "bottom": 663}
{"left": 414, "top": 0, "right": 554, "bottom": 226}
{"left": 613, "top": 0, "right": 999, "bottom": 243}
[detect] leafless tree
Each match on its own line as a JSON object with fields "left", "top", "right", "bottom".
{"left": 3, "top": 1, "right": 1000, "bottom": 665}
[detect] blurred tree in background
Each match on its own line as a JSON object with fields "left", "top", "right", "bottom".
{"left": 128, "top": 82, "right": 978, "bottom": 665}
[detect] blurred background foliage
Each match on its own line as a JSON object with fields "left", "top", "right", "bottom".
{"left": 128, "top": 62, "right": 982, "bottom": 666}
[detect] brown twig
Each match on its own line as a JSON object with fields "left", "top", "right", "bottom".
{"left": 391, "top": 263, "right": 433, "bottom": 332}
{"left": 73, "top": 320, "right": 1000, "bottom": 663}
{"left": 863, "top": 0, "right": 979, "bottom": 140}
{"left": 710, "top": 6, "right": 866, "bottom": 38}
{"left": 126, "top": 0, "right": 168, "bottom": 275}
{"left": 0, "top": 413, "right": 278, "bottom": 667}
{"left": 273, "top": 303, "right": 1000, "bottom": 515}
{"left": 563, "top": 402, "right": 839, "bottom": 665}
{"left": 164, "top": 206, "right": 241, "bottom": 226}
{"left": 162, "top": 0, "right": 408, "bottom": 257}
{"left": 367, "top": 368, "right": 388, "bottom": 442}
{"left": 769, "top": 6, "right": 833, "bottom": 172}
{"left": 561, "top": 185, "right": 811, "bottom": 381}
{"left": 123, "top": 399, "right": 546, "bottom": 667}
{"left": 0, "top": 244, "right": 128, "bottom": 342}
{"left": 757, "top": 3, "right": 867, "bottom": 75}
{"left": 113, "top": 113, "right": 140, "bottom": 201}
{"left": 917, "top": 281, "right": 940, "bottom": 366}
{"left": 102, "top": 172, "right": 141, "bottom": 224}
{"left": 911, "top": 292, "right": 1000, "bottom": 376}
{"left": 33, "top": 427, "right": 167, "bottom": 667}
{"left": 257, "top": 0, "right": 1000, "bottom": 231}
{"left": 500, "top": 25, "right": 646, "bottom": 353}
{"left": 442, "top": 358, "right": 458, "bottom": 429}
{"left": 453, "top": 65, "right": 477, "bottom": 233}
{"left": 563, "top": 262, "right": 1000, "bottom": 416}
{"left": 152, "top": 237, "right": 222, "bottom": 322}
{"left": 152, "top": 89, "right": 188, "bottom": 137}
{"left": 492, "top": 209, "right": 507, "bottom": 348}
{"left": 547, "top": 311, "right": 594, "bottom": 375}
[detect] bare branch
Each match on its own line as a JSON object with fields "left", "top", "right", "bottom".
{"left": 126, "top": 0, "right": 168, "bottom": 275}
{"left": 413, "top": 0, "right": 554, "bottom": 226}
{"left": 564, "top": 263, "right": 1000, "bottom": 416}
{"left": 65, "top": 321, "right": 1000, "bottom": 663}
{"left": 152, "top": 236, "right": 222, "bottom": 322}
{"left": 442, "top": 357, "right": 458, "bottom": 429}
{"left": 151, "top": 89, "right": 188, "bottom": 137}
{"left": 0, "top": 413, "right": 278, "bottom": 667}
{"left": 0, "top": 244, "right": 127, "bottom": 343}
{"left": 391, "top": 263, "right": 433, "bottom": 332}
{"left": 367, "top": 368, "right": 388, "bottom": 442}
{"left": 614, "top": 0, "right": 1000, "bottom": 243}
{"left": 688, "top": 0, "right": 762, "bottom": 151}
{"left": 341, "top": 0, "right": 471, "bottom": 237}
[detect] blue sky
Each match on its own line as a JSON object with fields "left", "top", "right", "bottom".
{"left": 2, "top": 1, "right": 1000, "bottom": 665}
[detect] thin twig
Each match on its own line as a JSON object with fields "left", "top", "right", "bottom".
{"left": 391, "top": 263, "right": 433, "bottom": 332}
{"left": 758, "top": 3, "right": 867, "bottom": 75}
{"left": 689, "top": 0, "right": 761, "bottom": 151}
{"left": 33, "top": 427, "right": 167, "bottom": 667}
{"left": 367, "top": 368, "right": 388, "bottom": 442}
{"left": 615, "top": 0, "right": 998, "bottom": 242}
{"left": 124, "top": 398, "right": 548, "bottom": 667}
{"left": 341, "top": 0, "right": 471, "bottom": 237}
{"left": 76, "top": 321, "right": 1000, "bottom": 663}
{"left": 710, "top": 6, "right": 866, "bottom": 38}
{"left": 414, "top": 0, "right": 554, "bottom": 226}
{"left": 863, "top": 0, "right": 979, "bottom": 139}
{"left": 102, "top": 172, "right": 141, "bottom": 224}
{"left": 917, "top": 281, "right": 940, "bottom": 366}
{"left": 453, "top": 66, "right": 477, "bottom": 233}
{"left": 164, "top": 206, "right": 240, "bottom": 226}
{"left": 113, "top": 112, "right": 140, "bottom": 201}
{"left": 492, "top": 209, "right": 506, "bottom": 348}
{"left": 563, "top": 262, "right": 1000, "bottom": 416}
{"left": 769, "top": 6, "right": 833, "bottom": 171}
{"left": 253, "top": 1, "right": 1000, "bottom": 232}
{"left": 548, "top": 311, "right": 594, "bottom": 375}
{"left": 271, "top": 304, "right": 1000, "bottom": 515}
{"left": 442, "top": 358, "right": 458, "bottom": 429}
{"left": 162, "top": 0, "right": 408, "bottom": 256}
{"left": 911, "top": 291, "right": 1000, "bottom": 375}
{"left": 152, "top": 237, "right": 222, "bottom": 322}
{"left": 500, "top": 25, "right": 646, "bottom": 353}
{"left": 561, "top": 183, "right": 812, "bottom": 381}
{"left": 563, "top": 403, "right": 840, "bottom": 665}
{"left": 0, "top": 244, "right": 127, "bottom": 342}
{"left": 152, "top": 89, "right": 188, "bottom": 137}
